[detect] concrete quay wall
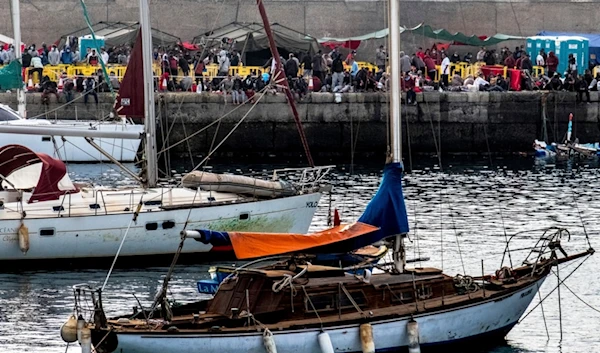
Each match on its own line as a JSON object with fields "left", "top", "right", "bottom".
{"left": 1, "top": 91, "right": 597, "bottom": 161}
{"left": 5, "top": 0, "right": 600, "bottom": 56}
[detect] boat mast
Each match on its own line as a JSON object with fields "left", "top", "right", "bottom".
{"left": 389, "top": 0, "right": 406, "bottom": 273}
{"left": 10, "top": 0, "right": 26, "bottom": 118}
{"left": 139, "top": 0, "right": 158, "bottom": 187}
{"left": 256, "top": 0, "right": 314, "bottom": 167}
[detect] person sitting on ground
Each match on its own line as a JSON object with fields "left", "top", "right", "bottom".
{"left": 83, "top": 76, "right": 98, "bottom": 105}
{"left": 219, "top": 74, "right": 233, "bottom": 97}
{"left": 576, "top": 75, "right": 590, "bottom": 103}
{"left": 63, "top": 76, "right": 75, "bottom": 102}
{"left": 548, "top": 73, "right": 563, "bottom": 91}
{"left": 473, "top": 72, "right": 489, "bottom": 91}
{"left": 180, "top": 76, "right": 193, "bottom": 92}
{"left": 487, "top": 74, "right": 505, "bottom": 92}
{"left": 450, "top": 73, "right": 464, "bottom": 91}
{"left": 40, "top": 76, "right": 59, "bottom": 105}
{"left": 354, "top": 67, "right": 368, "bottom": 92}
{"left": 564, "top": 73, "right": 575, "bottom": 92}
{"left": 588, "top": 73, "right": 600, "bottom": 91}
{"left": 231, "top": 74, "right": 246, "bottom": 105}
{"left": 401, "top": 73, "right": 416, "bottom": 105}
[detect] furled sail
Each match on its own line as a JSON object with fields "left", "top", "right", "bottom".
{"left": 114, "top": 30, "right": 144, "bottom": 118}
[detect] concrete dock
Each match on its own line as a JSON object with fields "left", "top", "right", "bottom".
{"left": 1, "top": 91, "right": 597, "bottom": 161}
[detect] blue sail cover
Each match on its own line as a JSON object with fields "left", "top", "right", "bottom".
{"left": 355, "top": 162, "right": 410, "bottom": 248}
{"left": 193, "top": 230, "right": 231, "bottom": 246}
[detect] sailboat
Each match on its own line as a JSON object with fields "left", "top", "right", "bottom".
{"left": 0, "top": 0, "right": 327, "bottom": 264}
{"left": 60, "top": 1, "right": 594, "bottom": 352}
{"left": 4, "top": 0, "right": 143, "bottom": 163}
{"left": 534, "top": 113, "right": 600, "bottom": 158}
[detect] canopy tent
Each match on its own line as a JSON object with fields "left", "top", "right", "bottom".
{"left": 538, "top": 31, "right": 600, "bottom": 62}
{"left": 193, "top": 22, "right": 320, "bottom": 66}
{"left": 56, "top": 21, "right": 180, "bottom": 49}
{"left": 319, "top": 23, "right": 525, "bottom": 48}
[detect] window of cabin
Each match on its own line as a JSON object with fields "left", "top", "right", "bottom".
{"left": 305, "top": 294, "right": 335, "bottom": 312}
{"left": 417, "top": 286, "right": 433, "bottom": 300}
{"left": 338, "top": 291, "right": 367, "bottom": 309}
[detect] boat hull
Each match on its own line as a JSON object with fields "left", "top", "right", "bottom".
{"left": 112, "top": 277, "right": 545, "bottom": 353}
{"left": 0, "top": 192, "right": 321, "bottom": 261}
{"left": 0, "top": 122, "right": 143, "bottom": 162}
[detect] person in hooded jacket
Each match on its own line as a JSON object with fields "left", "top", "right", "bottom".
{"left": 60, "top": 47, "right": 73, "bottom": 64}
{"left": 48, "top": 45, "right": 60, "bottom": 65}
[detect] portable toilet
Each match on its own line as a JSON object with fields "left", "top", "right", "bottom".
{"left": 558, "top": 36, "right": 588, "bottom": 75}
{"left": 79, "top": 35, "right": 105, "bottom": 61}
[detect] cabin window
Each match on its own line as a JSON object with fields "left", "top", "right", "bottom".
{"left": 40, "top": 228, "right": 55, "bottom": 236}
{"left": 144, "top": 200, "right": 161, "bottom": 206}
{"left": 89, "top": 203, "right": 101, "bottom": 210}
{"left": 207, "top": 197, "right": 216, "bottom": 202}
{"left": 239, "top": 213, "right": 250, "bottom": 220}
{"left": 52, "top": 205, "right": 64, "bottom": 212}
{"left": 162, "top": 221, "right": 175, "bottom": 229}
{"left": 42, "top": 137, "right": 51, "bottom": 142}
{"left": 339, "top": 291, "right": 367, "bottom": 309}
{"left": 305, "top": 294, "right": 335, "bottom": 312}
{"left": 145, "top": 222, "right": 158, "bottom": 231}
{"left": 417, "top": 286, "right": 433, "bottom": 300}
{"left": 0, "top": 108, "right": 20, "bottom": 121}
{"left": 391, "top": 290, "right": 414, "bottom": 303}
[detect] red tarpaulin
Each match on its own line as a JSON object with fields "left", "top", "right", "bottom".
{"left": 114, "top": 30, "right": 144, "bottom": 118}
{"left": 181, "top": 41, "right": 200, "bottom": 51}
{"left": 321, "top": 40, "right": 361, "bottom": 50}
{"left": 508, "top": 68, "right": 522, "bottom": 91}
{"left": 0, "top": 144, "right": 77, "bottom": 203}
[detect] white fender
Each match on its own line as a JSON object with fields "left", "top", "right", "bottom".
{"left": 263, "top": 328, "right": 277, "bottom": 353}
{"left": 60, "top": 315, "right": 78, "bottom": 343}
{"left": 360, "top": 323, "right": 375, "bottom": 353}
{"left": 18, "top": 223, "right": 29, "bottom": 254}
{"left": 78, "top": 324, "right": 92, "bottom": 353}
{"left": 407, "top": 319, "right": 421, "bottom": 353}
{"left": 318, "top": 331, "right": 334, "bottom": 353}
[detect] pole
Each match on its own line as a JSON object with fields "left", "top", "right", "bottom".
{"left": 389, "top": 0, "right": 402, "bottom": 163}
{"left": 10, "top": 0, "right": 26, "bottom": 118}
{"left": 255, "top": 0, "right": 314, "bottom": 167}
{"left": 139, "top": 0, "right": 158, "bottom": 187}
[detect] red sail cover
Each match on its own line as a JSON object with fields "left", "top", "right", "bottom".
{"left": 114, "top": 30, "right": 144, "bottom": 118}
{"left": 0, "top": 144, "right": 77, "bottom": 203}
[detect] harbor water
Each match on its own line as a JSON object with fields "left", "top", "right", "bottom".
{"left": 0, "top": 156, "right": 599, "bottom": 352}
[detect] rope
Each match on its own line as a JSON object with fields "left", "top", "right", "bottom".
{"left": 272, "top": 265, "right": 308, "bottom": 294}
{"left": 557, "top": 273, "right": 600, "bottom": 314}
{"left": 101, "top": 198, "right": 143, "bottom": 291}
{"left": 302, "top": 285, "right": 323, "bottom": 329}
{"left": 27, "top": 86, "right": 105, "bottom": 119}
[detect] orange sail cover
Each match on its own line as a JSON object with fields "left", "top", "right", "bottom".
{"left": 228, "top": 222, "right": 380, "bottom": 259}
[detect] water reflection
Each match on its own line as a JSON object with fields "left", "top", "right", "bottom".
{"left": 0, "top": 156, "right": 599, "bottom": 352}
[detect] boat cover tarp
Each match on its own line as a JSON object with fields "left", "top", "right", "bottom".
{"left": 355, "top": 162, "right": 410, "bottom": 248}
{"left": 538, "top": 31, "right": 600, "bottom": 59}
{"left": 0, "top": 61, "right": 23, "bottom": 90}
{"left": 192, "top": 222, "right": 379, "bottom": 259}
{"left": 319, "top": 24, "right": 524, "bottom": 46}
{"left": 114, "top": 30, "right": 144, "bottom": 118}
{"left": 0, "top": 144, "right": 77, "bottom": 203}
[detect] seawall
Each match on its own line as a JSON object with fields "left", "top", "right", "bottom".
{"left": 5, "top": 0, "right": 600, "bottom": 57}
{"left": 1, "top": 91, "right": 597, "bottom": 162}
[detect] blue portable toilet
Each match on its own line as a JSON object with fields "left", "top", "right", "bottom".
{"left": 79, "top": 35, "right": 105, "bottom": 61}
{"left": 527, "top": 36, "right": 588, "bottom": 75}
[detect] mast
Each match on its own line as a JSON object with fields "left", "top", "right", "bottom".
{"left": 389, "top": 0, "right": 402, "bottom": 163}
{"left": 256, "top": 0, "right": 314, "bottom": 167}
{"left": 139, "top": 0, "right": 158, "bottom": 187}
{"left": 10, "top": 0, "right": 26, "bottom": 118}
{"left": 389, "top": 0, "right": 406, "bottom": 273}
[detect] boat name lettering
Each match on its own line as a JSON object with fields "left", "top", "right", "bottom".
{"left": 306, "top": 201, "right": 318, "bottom": 208}
{"left": 2, "top": 235, "right": 17, "bottom": 242}
{"left": 0, "top": 227, "right": 17, "bottom": 234}
{"left": 520, "top": 288, "right": 533, "bottom": 298}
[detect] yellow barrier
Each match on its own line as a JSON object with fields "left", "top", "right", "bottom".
{"left": 532, "top": 66, "right": 545, "bottom": 77}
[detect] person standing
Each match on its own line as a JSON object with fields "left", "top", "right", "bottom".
{"left": 375, "top": 45, "right": 386, "bottom": 72}
{"left": 440, "top": 52, "right": 450, "bottom": 88}
{"left": 311, "top": 50, "right": 324, "bottom": 82}
{"left": 331, "top": 53, "right": 344, "bottom": 92}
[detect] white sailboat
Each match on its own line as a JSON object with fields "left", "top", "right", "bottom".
{"left": 58, "top": 1, "right": 594, "bottom": 352}
{"left": 5, "top": 0, "right": 143, "bottom": 163}
{"left": 0, "top": 0, "right": 327, "bottom": 263}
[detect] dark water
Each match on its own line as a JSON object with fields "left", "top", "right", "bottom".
{"left": 1, "top": 156, "right": 599, "bottom": 353}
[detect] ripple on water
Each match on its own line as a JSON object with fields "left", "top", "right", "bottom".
{"left": 0, "top": 158, "right": 599, "bottom": 353}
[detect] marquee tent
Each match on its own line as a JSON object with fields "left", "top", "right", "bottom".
{"left": 193, "top": 22, "right": 320, "bottom": 66}
{"left": 56, "top": 21, "right": 180, "bottom": 48}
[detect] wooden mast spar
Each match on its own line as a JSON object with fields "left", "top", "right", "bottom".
{"left": 256, "top": 0, "right": 314, "bottom": 167}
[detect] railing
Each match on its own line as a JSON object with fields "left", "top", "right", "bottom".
{"left": 272, "top": 165, "right": 334, "bottom": 193}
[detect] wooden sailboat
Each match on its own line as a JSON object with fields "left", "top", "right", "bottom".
{"left": 0, "top": 0, "right": 327, "bottom": 264}
{"left": 61, "top": 1, "right": 594, "bottom": 352}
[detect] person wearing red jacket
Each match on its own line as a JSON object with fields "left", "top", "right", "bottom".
{"left": 424, "top": 55, "right": 437, "bottom": 80}
{"left": 504, "top": 54, "right": 516, "bottom": 69}
{"left": 546, "top": 51, "right": 559, "bottom": 77}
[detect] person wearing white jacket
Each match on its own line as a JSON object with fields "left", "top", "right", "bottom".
{"left": 48, "top": 45, "right": 60, "bottom": 65}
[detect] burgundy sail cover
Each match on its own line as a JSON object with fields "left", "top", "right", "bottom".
{"left": 114, "top": 30, "right": 144, "bottom": 118}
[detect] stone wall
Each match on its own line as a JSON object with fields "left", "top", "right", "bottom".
{"left": 2, "top": 91, "right": 598, "bottom": 162}
{"left": 4, "top": 0, "right": 600, "bottom": 59}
